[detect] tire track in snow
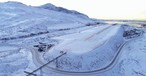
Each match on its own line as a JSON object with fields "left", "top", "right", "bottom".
{"left": 85, "top": 25, "right": 113, "bottom": 41}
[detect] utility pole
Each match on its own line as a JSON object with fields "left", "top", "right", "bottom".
{"left": 25, "top": 52, "right": 67, "bottom": 76}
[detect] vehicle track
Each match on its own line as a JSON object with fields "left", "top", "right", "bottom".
{"left": 30, "top": 25, "right": 127, "bottom": 75}
{"left": 0, "top": 42, "right": 126, "bottom": 75}
{"left": 32, "top": 42, "right": 127, "bottom": 75}
{"left": 0, "top": 27, "right": 143, "bottom": 76}
{"left": 32, "top": 30, "right": 143, "bottom": 75}
{"left": 85, "top": 25, "right": 113, "bottom": 40}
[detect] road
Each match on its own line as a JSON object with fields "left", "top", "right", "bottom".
{"left": 0, "top": 24, "right": 134, "bottom": 76}
{"left": 29, "top": 24, "right": 128, "bottom": 75}
{"left": 84, "top": 25, "right": 113, "bottom": 40}
{"left": 30, "top": 42, "right": 127, "bottom": 76}
{"left": 0, "top": 41, "right": 127, "bottom": 76}
{"left": 29, "top": 26, "right": 143, "bottom": 75}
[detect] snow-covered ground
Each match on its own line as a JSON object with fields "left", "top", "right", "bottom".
{"left": 0, "top": 1, "right": 146, "bottom": 76}
{"left": 96, "top": 29, "right": 146, "bottom": 76}
{"left": 0, "top": 46, "right": 30, "bottom": 76}
{"left": 43, "top": 24, "right": 125, "bottom": 72}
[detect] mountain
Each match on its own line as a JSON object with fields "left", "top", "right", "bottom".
{"left": 0, "top": 1, "right": 96, "bottom": 40}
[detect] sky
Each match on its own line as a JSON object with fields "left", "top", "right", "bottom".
{"left": 0, "top": 0, "right": 146, "bottom": 20}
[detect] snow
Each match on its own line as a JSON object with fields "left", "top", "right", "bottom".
{"left": 42, "top": 24, "right": 125, "bottom": 72}
{"left": 0, "top": 1, "right": 146, "bottom": 76}
{"left": 0, "top": 46, "right": 18, "bottom": 51}
{"left": 0, "top": 1, "right": 95, "bottom": 40}
{"left": 92, "top": 29, "right": 146, "bottom": 76}
{"left": 0, "top": 46, "right": 30, "bottom": 76}
{"left": 0, "top": 1, "right": 97, "bottom": 76}
{"left": 39, "top": 3, "right": 89, "bottom": 19}
{"left": 48, "top": 25, "right": 117, "bottom": 54}
{"left": 116, "top": 33, "right": 146, "bottom": 76}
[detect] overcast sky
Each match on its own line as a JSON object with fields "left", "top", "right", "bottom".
{"left": 0, "top": 0, "right": 146, "bottom": 20}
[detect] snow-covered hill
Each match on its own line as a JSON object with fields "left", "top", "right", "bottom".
{"left": 0, "top": 1, "right": 96, "bottom": 40}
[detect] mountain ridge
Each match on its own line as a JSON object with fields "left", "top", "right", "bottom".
{"left": 38, "top": 3, "right": 89, "bottom": 19}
